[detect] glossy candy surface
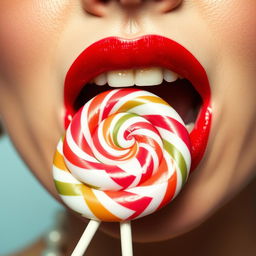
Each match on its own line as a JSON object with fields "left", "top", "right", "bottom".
{"left": 53, "top": 89, "right": 192, "bottom": 222}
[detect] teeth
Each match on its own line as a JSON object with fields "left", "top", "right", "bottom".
{"left": 163, "top": 69, "right": 178, "bottom": 82}
{"left": 185, "top": 122, "right": 194, "bottom": 133}
{"left": 107, "top": 69, "right": 134, "bottom": 87}
{"left": 94, "top": 67, "right": 179, "bottom": 87}
{"left": 135, "top": 67, "right": 163, "bottom": 86}
{"left": 94, "top": 73, "right": 107, "bottom": 86}
{"left": 92, "top": 69, "right": 194, "bottom": 132}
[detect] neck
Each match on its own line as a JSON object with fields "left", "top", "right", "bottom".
{"left": 64, "top": 178, "right": 256, "bottom": 256}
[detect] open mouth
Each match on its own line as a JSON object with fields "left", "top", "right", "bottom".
{"left": 64, "top": 35, "right": 212, "bottom": 170}
{"left": 74, "top": 74, "right": 201, "bottom": 133}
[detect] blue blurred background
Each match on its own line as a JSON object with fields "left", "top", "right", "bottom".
{"left": 0, "top": 135, "right": 63, "bottom": 255}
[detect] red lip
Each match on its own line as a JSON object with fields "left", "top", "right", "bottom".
{"left": 64, "top": 34, "right": 212, "bottom": 170}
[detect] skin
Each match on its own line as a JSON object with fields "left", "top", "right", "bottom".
{"left": 1, "top": 0, "right": 256, "bottom": 254}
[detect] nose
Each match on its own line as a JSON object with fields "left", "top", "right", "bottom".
{"left": 82, "top": 0, "right": 182, "bottom": 17}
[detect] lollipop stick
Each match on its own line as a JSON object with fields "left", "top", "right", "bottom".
{"left": 71, "top": 219, "right": 101, "bottom": 256}
{"left": 120, "top": 221, "right": 133, "bottom": 256}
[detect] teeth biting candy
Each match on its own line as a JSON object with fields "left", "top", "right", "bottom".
{"left": 53, "top": 88, "right": 192, "bottom": 222}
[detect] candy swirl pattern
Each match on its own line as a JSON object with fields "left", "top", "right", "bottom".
{"left": 53, "top": 88, "right": 192, "bottom": 222}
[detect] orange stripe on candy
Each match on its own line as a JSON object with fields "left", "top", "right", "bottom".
{"left": 102, "top": 114, "right": 121, "bottom": 150}
{"left": 123, "top": 143, "right": 138, "bottom": 160}
{"left": 157, "top": 166, "right": 177, "bottom": 209}
{"left": 81, "top": 186, "right": 121, "bottom": 222}
{"left": 136, "top": 96, "right": 169, "bottom": 106}
{"left": 137, "top": 136, "right": 162, "bottom": 161}
{"left": 101, "top": 113, "right": 138, "bottom": 160}
{"left": 117, "top": 96, "right": 169, "bottom": 113}
{"left": 117, "top": 100, "right": 144, "bottom": 113}
{"left": 53, "top": 150, "right": 69, "bottom": 172}
{"left": 87, "top": 91, "right": 108, "bottom": 134}
{"left": 141, "top": 158, "right": 168, "bottom": 186}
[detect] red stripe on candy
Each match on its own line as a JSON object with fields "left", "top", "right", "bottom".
{"left": 105, "top": 190, "right": 152, "bottom": 220}
{"left": 144, "top": 115, "right": 191, "bottom": 153}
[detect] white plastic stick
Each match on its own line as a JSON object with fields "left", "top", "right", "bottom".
{"left": 71, "top": 219, "right": 101, "bottom": 256}
{"left": 120, "top": 221, "right": 133, "bottom": 256}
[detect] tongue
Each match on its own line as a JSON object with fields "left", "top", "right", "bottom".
{"left": 136, "top": 80, "right": 201, "bottom": 124}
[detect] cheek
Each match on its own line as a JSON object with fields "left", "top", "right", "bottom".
{"left": 197, "top": 0, "right": 256, "bottom": 62}
{"left": 0, "top": 1, "right": 72, "bottom": 83}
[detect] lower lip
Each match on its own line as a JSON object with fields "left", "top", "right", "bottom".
{"left": 64, "top": 35, "right": 212, "bottom": 170}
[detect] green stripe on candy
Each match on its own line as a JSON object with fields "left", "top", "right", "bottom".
{"left": 54, "top": 180, "right": 83, "bottom": 196}
{"left": 162, "top": 139, "right": 188, "bottom": 186}
{"left": 113, "top": 113, "right": 138, "bottom": 147}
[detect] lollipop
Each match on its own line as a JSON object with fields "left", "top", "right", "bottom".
{"left": 53, "top": 88, "right": 192, "bottom": 256}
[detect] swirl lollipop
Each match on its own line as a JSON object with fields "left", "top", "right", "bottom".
{"left": 53, "top": 88, "right": 192, "bottom": 255}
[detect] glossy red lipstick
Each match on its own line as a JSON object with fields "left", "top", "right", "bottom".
{"left": 64, "top": 34, "right": 212, "bottom": 170}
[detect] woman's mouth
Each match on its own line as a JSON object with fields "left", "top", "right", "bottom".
{"left": 64, "top": 35, "right": 212, "bottom": 170}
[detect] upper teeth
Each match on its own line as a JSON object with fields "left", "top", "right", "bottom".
{"left": 92, "top": 67, "right": 179, "bottom": 87}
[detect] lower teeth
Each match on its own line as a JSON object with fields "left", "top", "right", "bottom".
{"left": 185, "top": 122, "right": 194, "bottom": 133}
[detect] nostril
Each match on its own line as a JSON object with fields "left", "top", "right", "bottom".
{"left": 155, "top": 0, "right": 183, "bottom": 13}
{"left": 82, "top": 0, "right": 182, "bottom": 16}
{"left": 82, "top": 0, "right": 109, "bottom": 17}
{"left": 119, "top": 0, "right": 143, "bottom": 5}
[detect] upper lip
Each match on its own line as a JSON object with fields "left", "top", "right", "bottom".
{"left": 64, "top": 34, "right": 212, "bottom": 170}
